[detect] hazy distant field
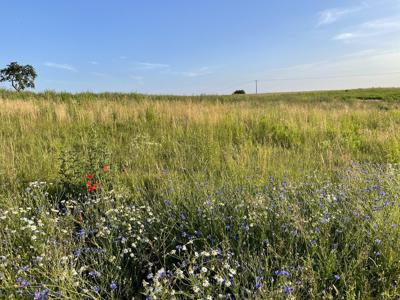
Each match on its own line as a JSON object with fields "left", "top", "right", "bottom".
{"left": 1, "top": 88, "right": 400, "bottom": 299}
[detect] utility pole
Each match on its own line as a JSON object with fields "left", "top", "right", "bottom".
{"left": 255, "top": 80, "right": 258, "bottom": 94}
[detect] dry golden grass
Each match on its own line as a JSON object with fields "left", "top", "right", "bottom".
{"left": 0, "top": 93, "right": 399, "bottom": 191}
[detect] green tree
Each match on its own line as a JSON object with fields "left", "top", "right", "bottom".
{"left": 0, "top": 62, "right": 37, "bottom": 91}
{"left": 233, "top": 89, "right": 246, "bottom": 95}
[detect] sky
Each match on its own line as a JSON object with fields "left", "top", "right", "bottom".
{"left": 1, "top": 0, "right": 400, "bottom": 94}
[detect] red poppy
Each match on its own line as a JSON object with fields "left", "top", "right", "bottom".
{"left": 86, "top": 181, "right": 92, "bottom": 187}
{"left": 88, "top": 183, "right": 97, "bottom": 192}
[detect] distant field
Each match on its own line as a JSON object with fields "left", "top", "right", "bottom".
{"left": 1, "top": 88, "right": 400, "bottom": 299}
{"left": 1, "top": 88, "right": 400, "bottom": 191}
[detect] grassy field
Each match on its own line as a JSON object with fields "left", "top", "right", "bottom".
{"left": 0, "top": 88, "right": 400, "bottom": 299}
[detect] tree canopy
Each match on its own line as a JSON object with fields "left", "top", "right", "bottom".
{"left": 0, "top": 62, "right": 37, "bottom": 91}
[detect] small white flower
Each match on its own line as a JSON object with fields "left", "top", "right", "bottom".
{"left": 203, "top": 279, "right": 210, "bottom": 287}
{"left": 175, "top": 268, "right": 184, "bottom": 278}
{"left": 214, "top": 275, "right": 224, "bottom": 284}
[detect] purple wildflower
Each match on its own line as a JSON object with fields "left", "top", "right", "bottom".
{"left": 110, "top": 280, "right": 117, "bottom": 290}
{"left": 275, "top": 270, "right": 290, "bottom": 277}
{"left": 255, "top": 276, "right": 263, "bottom": 289}
{"left": 16, "top": 277, "right": 29, "bottom": 288}
{"left": 282, "top": 285, "right": 294, "bottom": 294}
{"left": 34, "top": 289, "right": 49, "bottom": 300}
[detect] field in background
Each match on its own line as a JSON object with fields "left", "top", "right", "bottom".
{"left": 1, "top": 88, "right": 400, "bottom": 299}
{"left": 1, "top": 88, "right": 400, "bottom": 191}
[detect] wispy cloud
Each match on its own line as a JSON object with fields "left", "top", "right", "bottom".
{"left": 134, "top": 62, "right": 170, "bottom": 70}
{"left": 89, "top": 61, "right": 99, "bottom": 65}
{"left": 44, "top": 62, "right": 77, "bottom": 72}
{"left": 181, "top": 67, "right": 213, "bottom": 78}
{"left": 363, "top": 17, "right": 400, "bottom": 30}
{"left": 333, "top": 32, "right": 360, "bottom": 40}
{"left": 317, "top": 4, "right": 367, "bottom": 27}
{"left": 333, "top": 16, "right": 400, "bottom": 41}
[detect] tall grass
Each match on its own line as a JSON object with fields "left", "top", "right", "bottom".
{"left": 0, "top": 88, "right": 400, "bottom": 299}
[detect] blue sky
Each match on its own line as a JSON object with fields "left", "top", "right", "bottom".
{"left": 1, "top": 0, "right": 399, "bottom": 94}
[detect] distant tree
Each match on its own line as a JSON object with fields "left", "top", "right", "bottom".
{"left": 233, "top": 90, "right": 246, "bottom": 95}
{"left": 0, "top": 62, "right": 37, "bottom": 91}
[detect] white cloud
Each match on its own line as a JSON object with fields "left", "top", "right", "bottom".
{"left": 89, "top": 61, "right": 99, "bottom": 65}
{"left": 333, "top": 32, "right": 359, "bottom": 40}
{"left": 333, "top": 16, "right": 400, "bottom": 41}
{"left": 317, "top": 4, "right": 367, "bottom": 27}
{"left": 44, "top": 62, "right": 77, "bottom": 72}
{"left": 134, "top": 62, "right": 170, "bottom": 70}
{"left": 362, "top": 17, "right": 400, "bottom": 30}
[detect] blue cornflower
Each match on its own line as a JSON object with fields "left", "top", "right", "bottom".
{"left": 88, "top": 270, "right": 99, "bottom": 278}
{"left": 91, "top": 286, "right": 100, "bottom": 293}
{"left": 225, "top": 224, "right": 231, "bottom": 231}
{"left": 164, "top": 199, "right": 172, "bottom": 206}
{"left": 34, "top": 289, "right": 49, "bottom": 300}
{"left": 110, "top": 280, "right": 117, "bottom": 290}
{"left": 75, "top": 229, "right": 85, "bottom": 239}
{"left": 176, "top": 244, "right": 183, "bottom": 250}
{"left": 334, "top": 274, "right": 341, "bottom": 280}
{"left": 275, "top": 270, "right": 290, "bottom": 277}
{"left": 374, "top": 251, "right": 381, "bottom": 257}
{"left": 375, "top": 239, "right": 382, "bottom": 245}
{"left": 255, "top": 276, "right": 263, "bottom": 289}
{"left": 20, "top": 265, "right": 30, "bottom": 272}
{"left": 282, "top": 285, "right": 294, "bottom": 294}
{"left": 16, "top": 277, "right": 29, "bottom": 288}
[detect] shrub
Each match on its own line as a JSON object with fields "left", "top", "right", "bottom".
{"left": 233, "top": 90, "right": 246, "bottom": 95}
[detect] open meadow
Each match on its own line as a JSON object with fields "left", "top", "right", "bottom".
{"left": 1, "top": 88, "right": 400, "bottom": 299}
